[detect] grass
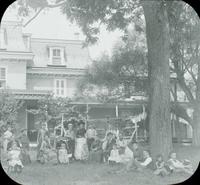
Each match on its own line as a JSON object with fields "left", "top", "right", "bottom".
{"left": 2, "top": 144, "right": 200, "bottom": 185}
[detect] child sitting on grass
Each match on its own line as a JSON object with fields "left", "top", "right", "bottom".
{"left": 154, "top": 154, "right": 170, "bottom": 176}
{"left": 58, "top": 142, "right": 70, "bottom": 164}
{"left": 166, "top": 152, "right": 193, "bottom": 175}
{"left": 7, "top": 141, "right": 23, "bottom": 173}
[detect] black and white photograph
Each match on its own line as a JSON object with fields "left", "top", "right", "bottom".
{"left": 0, "top": 0, "right": 199, "bottom": 185}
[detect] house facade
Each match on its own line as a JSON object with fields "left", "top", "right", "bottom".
{"left": 0, "top": 21, "right": 193, "bottom": 142}
{"left": 0, "top": 21, "right": 93, "bottom": 140}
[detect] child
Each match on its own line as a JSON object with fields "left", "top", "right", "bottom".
{"left": 3, "top": 126, "right": 13, "bottom": 153}
{"left": 154, "top": 154, "right": 169, "bottom": 176}
{"left": 58, "top": 142, "right": 69, "bottom": 164}
{"left": 7, "top": 141, "right": 23, "bottom": 173}
{"left": 108, "top": 144, "right": 121, "bottom": 165}
{"left": 167, "top": 152, "right": 193, "bottom": 175}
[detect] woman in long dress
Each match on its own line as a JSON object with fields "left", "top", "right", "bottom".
{"left": 74, "top": 120, "right": 89, "bottom": 161}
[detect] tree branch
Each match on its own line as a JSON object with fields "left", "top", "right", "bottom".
{"left": 23, "top": 7, "right": 44, "bottom": 27}
{"left": 23, "top": 1, "right": 67, "bottom": 27}
{"left": 182, "top": 60, "right": 197, "bottom": 86}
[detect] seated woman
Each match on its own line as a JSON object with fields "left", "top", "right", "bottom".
{"left": 125, "top": 142, "right": 142, "bottom": 170}
{"left": 74, "top": 120, "right": 89, "bottom": 161}
{"left": 154, "top": 154, "right": 170, "bottom": 176}
{"left": 88, "top": 137, "right": 103, "bottom": 163}
{"left": 18, "top": 129, "right": 31, "bottom": 165}
{"left": 166, "top": 152, "right": 193, "bottom": 175}
{"left": 7, "top": 140, "right": 23, "bottom": 173}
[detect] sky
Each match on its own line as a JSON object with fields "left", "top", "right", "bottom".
{"left": 2, "top": 4, "right": 123, "bottom": 59}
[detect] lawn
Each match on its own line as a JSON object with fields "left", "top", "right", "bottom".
{"left": 2, "top": 144, "right": 200, "bottom": 185}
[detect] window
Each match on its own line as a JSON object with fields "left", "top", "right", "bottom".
{"left": 0, "top": 67, "right": 6, "bottom": 89}
{"left": 52, "top": 49, "right": 61, "bottom": 65}
{"left": 0, "top": 28, "right": 7, "bottom": 49}
{"left": 54, "top": 79, "right": 66, "bottom": 97}
{"left": 48, "top": 46, "right": 66, "bottom": 66}
{"left": 23, "top": 34, "right": 31, "bottom": 51}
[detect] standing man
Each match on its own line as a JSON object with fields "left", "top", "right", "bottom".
{"left": 65, "top": 122, "right": 76, "bottom": 160}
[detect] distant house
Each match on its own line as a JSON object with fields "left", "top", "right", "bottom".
{"left": 0, "top": 21, "right": 192, "bottom": 142}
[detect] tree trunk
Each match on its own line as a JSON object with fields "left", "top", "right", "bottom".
{"left": 192, "top": 54, "right": 200, "bottom": 146}
{"left": 142, "top": 0, "right": 172, "bottom": 160}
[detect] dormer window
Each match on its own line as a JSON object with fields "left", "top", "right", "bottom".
{"left": 52, "top": 49, "right": 61, "bottom": 64}
{"left": 48, "top": 47, "right": 65, "bottom": 66}
{"left": 0, "top": 28, "right": 7, "bottom": 49}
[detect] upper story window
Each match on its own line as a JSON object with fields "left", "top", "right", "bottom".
{"left": 0, "top": 28, "right": 7, "bottom": 49}
{"left": 0, "top": 67, "right": 6, "bottom": 89}
{"left": 23, "top": 34, "right": 31, "bottom": 51}
{"left": 54, "top": 79, "right": 66, "bottom": 97}
{"left": 49, "top": 47, "right": 65, "bottom": 66}
{"left": 52, "top": 49, "right": 61, "bottom": 64}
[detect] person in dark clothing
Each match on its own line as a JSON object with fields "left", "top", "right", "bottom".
{"left": 88, "top": 137, "right": 103, "bottom": 163}
{"left": 65, "top": 122, "right": 76, "bottom": 160}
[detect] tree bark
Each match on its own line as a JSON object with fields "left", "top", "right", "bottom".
{"left": 142, "top": 0, "right": 172, "bottom": 160}
{"left": 192, "top": 55, "right": 200, "bottom": 146}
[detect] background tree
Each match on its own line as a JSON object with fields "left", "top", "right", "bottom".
{"left": 167, "top": 1, "right": 200, "bottom": 146}
{"left": 78, "top": 26, "right": 148, "bottom": 102}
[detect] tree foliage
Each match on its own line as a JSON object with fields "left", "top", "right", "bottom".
{"left": 27, "top": 95, "right": 85, "bottom": 128}
{"left": 0, "top": 90, "right": 24, "bottom": 126}
{"left": 78, "top": 24, "right": 148, "bottom": 102}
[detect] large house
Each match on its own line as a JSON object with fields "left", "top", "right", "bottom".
{"left": 0, "top": 21, "right": 193, "bottom": 142}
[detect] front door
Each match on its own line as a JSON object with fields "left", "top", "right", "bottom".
{"left": 27, "top": 112, "right": 38, "bottom": 142}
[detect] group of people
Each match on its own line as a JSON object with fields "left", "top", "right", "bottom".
{"left": 1, "top": 125, "right": 31, "bottom": 173}
{"left": 0, "top": 121, "right": 194, "bottom": 177}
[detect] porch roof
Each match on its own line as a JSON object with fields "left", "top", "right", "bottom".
{"left": 11, "top": 89, "right": 51, "bottom": 100}
{"left": 27, "top": 67, "right": 86, "bottom": 77}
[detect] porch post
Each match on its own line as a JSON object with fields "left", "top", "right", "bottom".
{"left": 115, "top": 104, "right": 119, "bottom": 118}
{"left": 86, "top": 104, "right": 89, "bottom": 128}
